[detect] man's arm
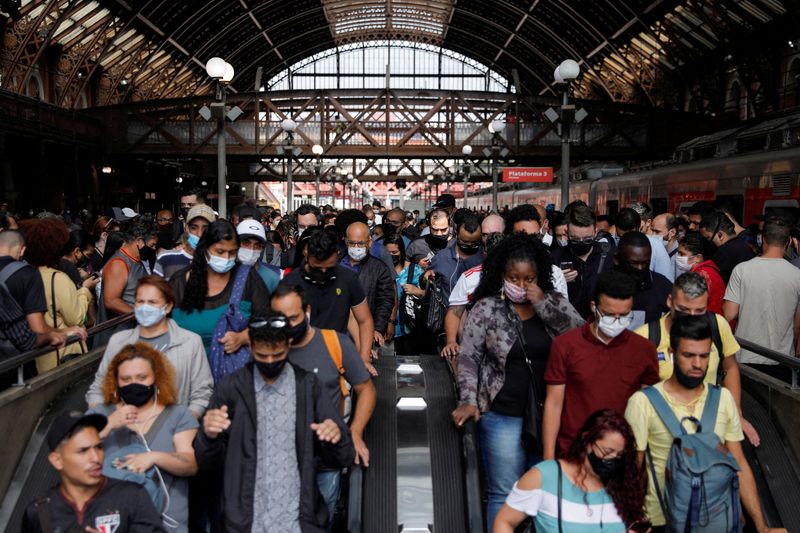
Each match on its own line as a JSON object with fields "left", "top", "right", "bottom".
{"left": 723, "top": 357, "right": 760, "bottom": 446}
{"left": 372, "top": 266, "right": 395, "bottom": 335}
{"left": 441, "top": 305, "right": 466, "bottom": 357}
{"left": 542, "top": 384, "right": 565, "bottom": 460}
{"left": 103, "top": 260, "right": 134, "bottom": 315}
{"left": 727, "top": 440, "right": 786, "bottom": 533}
{"left": 723, "top": 300, "right": 740, "bottom": 323}
{"left": 350, "top": 379, "right": 376, "bottom": 466}
{"left": 351, "top": 300, "right": 375, "bottom": 365}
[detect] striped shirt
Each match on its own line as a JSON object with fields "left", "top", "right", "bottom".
{"left": 154, "top": 249, "right": 192, "bottom": 280}
{"left": 505, "top": 460, "right": 625, "bottom": 533}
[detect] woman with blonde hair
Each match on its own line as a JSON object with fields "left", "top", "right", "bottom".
{"left": 91, "top": 342, "right": 198, "bottom": 532}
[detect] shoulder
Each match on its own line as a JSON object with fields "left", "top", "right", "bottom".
{"left": 633, "top": 322, "right": 649, "bottom": 338}
{"left": 463, "top": 264, "right": 482, "bottom": 277}
{"left": 622, "top": 329, "right": 657, "bottom": 350}
{"left": 470, "top": 296, "right": 501, "bottom": 314}
{"left": 168, "top": 320, "right": 202, "bottom": 344}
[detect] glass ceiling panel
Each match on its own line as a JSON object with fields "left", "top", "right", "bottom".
{"left": 322, "top": 0, "right": 454, "bottom": 44}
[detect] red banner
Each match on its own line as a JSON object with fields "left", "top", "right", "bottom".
{"left": 502, "top": 167, "right": 553, "bottom": 183}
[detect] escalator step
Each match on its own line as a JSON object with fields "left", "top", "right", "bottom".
{"left": 362, "top": 356, "right": 398, "bottom": 531}
{"left": 420, "top": 357, "right": 467, "bottom": 532}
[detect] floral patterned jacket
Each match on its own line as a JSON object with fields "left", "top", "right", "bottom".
{"left": 457, "top": 290, "right": 584, "bottom": 412}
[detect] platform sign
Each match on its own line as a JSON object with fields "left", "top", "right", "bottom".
{"left": 502, "top": 167, "right": 553, "bottom": 183}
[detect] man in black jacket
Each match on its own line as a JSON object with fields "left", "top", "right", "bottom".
{"left": 194, "top": 313, "right": 354, "bottom": 533}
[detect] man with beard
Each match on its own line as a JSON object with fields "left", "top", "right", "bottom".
{"left": 625, "top": 316, "right": 784, "bottom": 533}
{"left": 614, "top": 231, "right": 672, "bottom": 330}
{"left": 550, "top": 204, "right": 614, "bottom": 318}
{"left": 155, "top": 209, "right": 179, "bottom": 253}
{"left": 405, "top": 208, "right": 451, "bottom": 269}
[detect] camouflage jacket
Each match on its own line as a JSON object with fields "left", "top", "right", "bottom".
{"left": 456, "top": 290, "right": 584, "bottom": 411}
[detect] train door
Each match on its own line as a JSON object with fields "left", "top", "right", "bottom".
{"left": 715, "top": 194, "right": 745, "bottom": 225}
{"left": 605, "top": 200, "right": 619, "bottom": 218}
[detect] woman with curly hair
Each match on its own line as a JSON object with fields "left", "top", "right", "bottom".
{"left": 18, "top": 218, "right": 95, "bottom": 372}
{"left": 494, "top": 409, "right": 648, "bottom": 532}
{"left": 451, "top": 233, "right": 584, "bottom": 531}
{"left": 90, "top": 342, "right": 198, "bottom": 532}
{"left": 169, "top": 220, "right": 269, "bottom": 381}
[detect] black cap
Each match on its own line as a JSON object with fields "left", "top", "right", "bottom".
{"left": 433, "top": 193, "right": 456, "bottom": 209}
{"left": 46, "top": 411, "right": 107, "bottom": 450}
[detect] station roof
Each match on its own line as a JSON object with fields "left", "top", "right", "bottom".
{"left": 3, "top": 0, "right": 790, "bottom": 106}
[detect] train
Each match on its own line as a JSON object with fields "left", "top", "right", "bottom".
{"left": 464, "top": 142, "right": 800, "bottom": 225}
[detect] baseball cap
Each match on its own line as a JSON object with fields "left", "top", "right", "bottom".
{"left": 236, "top": 219, "right": 266, "bottom": 242}
{"left": 433, "top": 194, "right": 456, "bottom": 209}
{"left": 186, "top": 204, "right": 216, "bottom": 224}
{"left": 46, "top": 411, "right": 107, "bottom": 450}
{"left": 111, "top": 207, "right": 139, "bottom": 221}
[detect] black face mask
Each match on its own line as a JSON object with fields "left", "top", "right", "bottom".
{"left": 673, "top": 357, "right": 706, "bottom": 389}
{"left": 180, "top": 207, "right": 190, "bottom": 219}
{"left": 569, "top": 240, "right": 594, "bottom": 257}
{"left": 286, "top": 318, "right": 309, "bottom": 344}
{"left": 118, "top": 383, "right": 155, "bottom": 407}
{"left": 615, "top": 263, "right": 649, "bottom": 288}
{"left": 457, "top": 241, "right": 481, "bottom": 256}
{"left": 588, "top": 451, "right": 623, "bottom": 483}
{"left": 425, "top": 234, "right": 448, "bottom": 251}
{"left": 671, "top": 309, "right": 691, "bottom": 322}
{"left": 302, "top": 267, "right": 336, "bottom": 287}
{"left": 255, "top": 359, "right": 288, "bottom": 379}
{"left": 75, "top": 253, "right": 90, "bottom": 269}
{"left": 390, "top": 254, "right": 403, "bottom": 266}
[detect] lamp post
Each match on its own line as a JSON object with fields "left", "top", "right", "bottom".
{"left": 346, "top": 173, "right": 354, "bottom": 209}
{"left": 488, "top": 119, "right": 505, "bottom": 212}
{"left": 554, "top": 59, "right": 580, "bottom": 210}
{"left": 279, "top": 118, "right": 300, "bottom": 213}
{"left": 461, "top": 145, "right": 472, "bottom": 206}
{"left": 205, "top": 57, "right": 235, "bottom": 219}
{"left": 312, "top": 144, "right": 324, "bottom": 206}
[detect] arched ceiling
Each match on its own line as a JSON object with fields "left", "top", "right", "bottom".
{"left": 0, "top": 0, "right": 790, "bottom": 107}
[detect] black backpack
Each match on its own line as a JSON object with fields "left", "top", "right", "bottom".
{"left": 647, "top": 312, "right": 726, "bottom": 384}
{"left": 0, "top": 261, "right": 30, "bottom": 358}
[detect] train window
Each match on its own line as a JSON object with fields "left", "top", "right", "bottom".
{"left": 715, "top": 195, "right": 744, "bottom": 225}
{"left": 651, "top": 198, "right": 668, "bottom": 216}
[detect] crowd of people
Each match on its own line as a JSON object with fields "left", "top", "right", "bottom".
{"left": 2, "top": 191, "right": 799, "bottom": 533}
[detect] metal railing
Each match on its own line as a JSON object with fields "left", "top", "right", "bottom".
{"left": 735, "top": 336, "right": 800, "bottom": 390}
{"left": 0, "top": 314, "right": 134, "bottom": 387}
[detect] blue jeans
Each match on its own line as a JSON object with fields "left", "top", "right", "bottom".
{"left": 316, "top": 469, "right": 341, "bottom": 531}
{"left": 479, "top": 411, "right": 537, "bottom": 533}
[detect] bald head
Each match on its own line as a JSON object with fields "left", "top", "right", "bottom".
{"left": 481, "top": 214, "right": 505, "bottom": 234}
{"left": 532, "top": 204, "right": 548, "bottom": 231}
{"left": 0, "top": 229, "right": 25, "bottom": 259}
{"left": 346, "top": 221, "right": 370, "bottom": 242}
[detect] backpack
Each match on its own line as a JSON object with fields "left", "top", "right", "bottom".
{"left": 320, "top": 329, "right": 349, "bottom": 416}
{"left": 643, "top": 385, "right": 742, "bottom": 533}
{"left": 647, "top": 312, "right": 725, "bottom": 384}
{"left": 0, "top": 261, "right": 31, "bottom": 358}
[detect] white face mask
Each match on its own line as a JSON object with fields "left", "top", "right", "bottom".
{"left": 594, "top": 308, "right": 631, "bottom": 339}
{"left": 238, "top": 248, "right": 260, "bottom": 266}
{"left": 675, "top": 254, "right": 692, "bottom": 273}
{"left": 348, "top": 246, "right": 367, "bottom": 262}
{"left": 541, "top": 232, "right": 553, "bottom": 247}
{"left": 557, "top": 238, "right": 568, "bottom": 247}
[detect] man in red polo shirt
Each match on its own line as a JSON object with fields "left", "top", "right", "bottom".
{"left": 542, "top": 270, "right": 659, "bottom": 459}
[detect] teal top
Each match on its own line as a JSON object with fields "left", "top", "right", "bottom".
{"left": 394, "top": 262, "right": 423, "bottom": 337}
{"left": 505, "top": 460, "right": 625, "bottom": 533}
{"left": 172, "top": 301, "right": 253, "bottom": 356}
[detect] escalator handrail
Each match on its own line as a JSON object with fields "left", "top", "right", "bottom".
{"left": 461, "top": 419, "right": 484, "bottom": 533}
{"left": 0, "top": 313, "right": 134, "bottom": 376}
{"left": 735, "top": 337, "right": 800, "bottom": 370}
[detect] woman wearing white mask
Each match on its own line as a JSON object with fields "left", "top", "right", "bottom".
{"left": 86, "top": 276, "right": 213, "bottom": 418}
{"left": 674, "top": 231, "right": 724, "bottom": 314}
{"left": 169, "top": 220, "right": 270, "bottom": 382}
{"left": 452, "top": 234, "right": 584, "bottom": 531}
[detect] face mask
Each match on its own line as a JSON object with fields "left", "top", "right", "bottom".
{"left": 594, "top": 309, "right": 628, "bottom": 339}
{"left": 285, "top": 318, "right": 309, "bottom": 344}
{"left": 75, "top": 253, "right": 90, "bottom": 269}
{"left": 180, "top": 207, "right": 189, "bottom": 219}
{"left": 255, "top": 359, "right": 287, "bottom": 379}
{"left": 134, "top": 304, "right": 167, "bottom": 328}
{"left": 391, "top": 254, "right": 402, "bottom": 266}
{"left": 118, "top": 383, "right": 155, "bottom": 407}
{"left": 303, "top": 267, "right": 336, "bottom": 287}
{"left": 348, "top": 246, "right": 367, "bottom": 262}
{"left": 297, "top": 227, "right": 307, "bottom": 238}
{"left": 677, "top": 231, "right": 686, "bottom": 241}
{"left": 557, "top": 238, "right": 569, "bottom": 248}
{"left": 425, "top": 234, "right": 448, "bottom": 251}
{"left": 541, "top": 233, "right": 553, "bottom": 247}
{"left": 207, "top": 252, "right": 236, "bottom": 274}
{"left": 457, "top": 241, "right": 481, "bottom": 256}
{"left": 617, "top": 263, "right": 648, "bottom": 287}
{"left": 569, "top": 239, "right": 594, "bottom": 256}
{"left": 238, "top": 248, "right": 260, "bottom": 266}
{"left": 673, "top": 356, "right": 706, "bottom": 389}
{"left": 675, "top": 255, "right": 692, "bottom": 273}
{"left": 588, "top": 451, "right": 623, "bottom": 483}
{"left": 503, "top": 280, "right": 528, "bottom": 303}
{"left": 187, "top": 232, "right": 200, "bottom": 250}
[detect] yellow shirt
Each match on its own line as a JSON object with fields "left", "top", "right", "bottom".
{"left": 634, "top": 313, "right": 739, "bottom": 382}
{"left": 624, "top": 382, "right": 744, "bottom": 526}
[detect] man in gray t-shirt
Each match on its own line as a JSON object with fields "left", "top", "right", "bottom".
{"left": 271, "top": 284, "right": 376, "bottom": 525}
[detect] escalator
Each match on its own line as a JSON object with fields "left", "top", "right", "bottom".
{"left": 348, "top": 354, "right": 483, "bottom": 533}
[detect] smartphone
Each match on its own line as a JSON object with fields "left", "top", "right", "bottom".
{"left": 559, "top": 261, "right": 573, "bottom": 271}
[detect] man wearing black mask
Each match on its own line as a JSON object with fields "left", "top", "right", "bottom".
{"left": 281, "top": 229, "right": 376, "bottom": 374}
{"left": 550, "top": 205, "right": 614, "bottom": 318}
{"left": 428, "top": 211, "right": 483, "bottom": 306}
{"left": 271, "top": 284, "right": 375, "bottom": 526}
{"left": 195, "top": 312, "right": 354, "bottom": 533}
{"left": 613, "top": 231, "right": 671, "bottom": 330}
{"left": 406, "top": 208, "right": 450, "bottom": 269}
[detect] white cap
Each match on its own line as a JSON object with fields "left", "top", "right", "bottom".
{"left": 236, "top": 219, "right": 266, "bottom": 242}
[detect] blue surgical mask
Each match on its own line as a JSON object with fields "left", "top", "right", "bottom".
{"left": 135, "top": 303, "right": 167, "bottom": 328}
{"left": 187, "top": 232, "right": 200, "bottom": 249}
{"left": 207, "top": 252, "right": 236, "bottom": 274}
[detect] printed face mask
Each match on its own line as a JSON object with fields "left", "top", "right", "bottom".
{"left": 503, "top": 280, "right": 528, "bottom": 303}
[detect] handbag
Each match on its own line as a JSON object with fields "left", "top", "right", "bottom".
{"left": 508, "top": 300, "right": 544, "bottom": 455}
{"left": 424, "top": 276, "right": 446, "bottom": 334}
{"left": 207, "top": 265, "right": 252, "bottom": 383}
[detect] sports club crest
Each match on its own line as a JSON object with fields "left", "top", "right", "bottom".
{"left": 95, "top": 513, "right": 121, "bottom": 533}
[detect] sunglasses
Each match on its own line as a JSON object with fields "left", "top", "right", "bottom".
{"left": 250, "top": 315, "right": 288, "bottom": 329}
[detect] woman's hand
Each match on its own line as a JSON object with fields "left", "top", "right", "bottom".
{"left": 106, "top": 404, "right": 139, "bottom": 431}
{"left": 451, "top": 404, "right": 480, "bottom": 427}
{"left": 218, "top": 330, "right": 248, "bottom": 354}
{"left": 402, "top": 284, "right": 425, "bottom": 297}
{"left": 526, "top": 283, "right": 544, "bottom": 304}
{"left": 118, "top": 452, "right": 157, "bottom": 473}
{"left": 82, "top": 276, "right": 99, "bottom": 290}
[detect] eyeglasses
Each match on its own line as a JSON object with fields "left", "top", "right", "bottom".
{"left": 592, "top": 442, "right": 622, "bottom": 460}
{"left": 595, "top": 308, "right": 633, "bottom": 327}
{"left": 345, "top": 240, "right": 369, "bottom": 247}
{"left": 250, "top": 316, "right": 288, "bottom": 329}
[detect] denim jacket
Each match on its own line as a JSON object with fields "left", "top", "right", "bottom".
{"left": 457, "top": 291, "right": 584, "bottom": 412}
